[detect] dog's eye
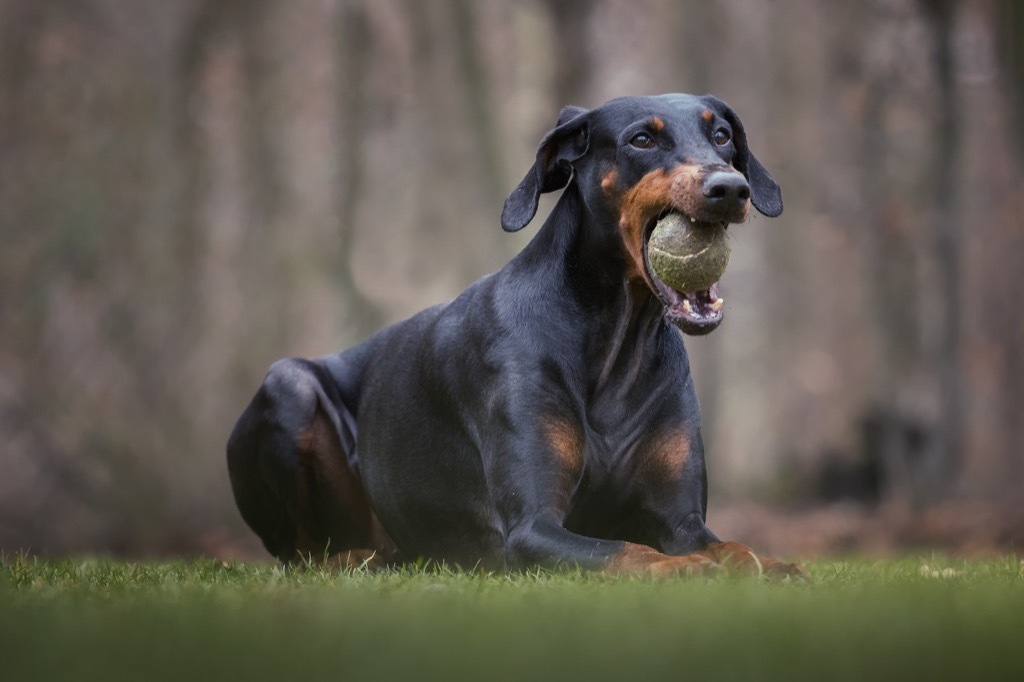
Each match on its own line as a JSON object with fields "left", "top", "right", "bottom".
{"left": 713, "top": 128, "right": 731, "bottom": 146}
{"left": 629, "top": 133, "right": 655, "bottom": 149}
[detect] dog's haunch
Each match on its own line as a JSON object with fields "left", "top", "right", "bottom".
{"left": 648, "top": 213, "right": 730, "bottom": 293}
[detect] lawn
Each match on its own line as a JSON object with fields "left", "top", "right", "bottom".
{"left": 2, "top": 554, "right": 1022, "bottom": 681}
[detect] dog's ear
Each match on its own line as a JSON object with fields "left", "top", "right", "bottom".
{"left": 706, "top": 96, "right": 783, "bottom": 218}
{"left": 501, "top": 105, "right": 590, "bottom": 232}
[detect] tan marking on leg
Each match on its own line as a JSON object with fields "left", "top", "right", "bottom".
{"left": 291, "top": 408, "right": 398, "bottom": 564}
{"left": 605, "top": 543, "right": 719, "bottom": 578}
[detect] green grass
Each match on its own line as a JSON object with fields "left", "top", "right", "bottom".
{"left": 2, "top": 554, "right": 1022, "bottom": 681}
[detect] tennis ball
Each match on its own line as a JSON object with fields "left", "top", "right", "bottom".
{"left": 647, "top": 213, "right": 730, "bottom": 292}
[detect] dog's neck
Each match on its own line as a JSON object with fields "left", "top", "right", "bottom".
{"left": 515, "top": 185, "right": 675, "bottom": 390}
{"left": 562, "top": 184, "right": 662, "bottom": 314}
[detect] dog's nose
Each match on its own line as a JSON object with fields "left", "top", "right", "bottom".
{"left": 702, "top": 171, "right": 750, "bottom": 206}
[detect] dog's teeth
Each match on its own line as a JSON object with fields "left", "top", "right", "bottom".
{"left": 710, "top": 298, "right": 724, "bottom": 312}
{"left": 690, "top": 217, "right": 696, "bottom": 224}
{"left": 682, "top": 299, "right": 694, "bottom": 314}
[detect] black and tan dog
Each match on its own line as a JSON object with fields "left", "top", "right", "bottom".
{"left": 227, "top": 94, "right": 805, "bottom": 578}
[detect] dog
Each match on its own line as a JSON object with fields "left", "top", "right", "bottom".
{"left": 227, "top": 93, "right": 805, "bottom": 578}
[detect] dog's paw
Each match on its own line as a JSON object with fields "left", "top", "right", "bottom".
{"left": 702, "top": 541, "right": 809, "bottom": 581}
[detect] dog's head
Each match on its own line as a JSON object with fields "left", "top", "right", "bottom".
{"left": 502, "top": 94, "right": 782, "bottom": 335}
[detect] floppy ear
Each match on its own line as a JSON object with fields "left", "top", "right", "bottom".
{"left": 708, "top": 97, "right": 783, "bottom": 218}
{"left": 500, "top": 105, "right": 591, "bottom": 232}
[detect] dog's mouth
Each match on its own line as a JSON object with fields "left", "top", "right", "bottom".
{"left": 643, "top": 210, "right": 726, "bottom": 336}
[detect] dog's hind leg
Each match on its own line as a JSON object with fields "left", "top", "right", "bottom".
{"left": 226, "top": 357, "right": 396, "bottom": 567}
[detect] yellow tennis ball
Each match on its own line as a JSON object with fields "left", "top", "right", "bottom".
{"left": 647, "top": 213, "right": 730, "bottom": 292}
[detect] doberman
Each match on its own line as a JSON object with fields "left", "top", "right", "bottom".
{"left": 227, "top": 93, "right": 805, "bottom": 578}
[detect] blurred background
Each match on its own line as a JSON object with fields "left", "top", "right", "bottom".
{"left": 1, "top": 0, "right": 1022, "bottom": 560}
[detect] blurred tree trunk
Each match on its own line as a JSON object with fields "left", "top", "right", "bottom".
{"left": 921, "top": 0, "right": 962, "bottom": 500}
{"left": 992, "top": 0, "right": 1024, "bottom": 490}
{"left": 996, "top": 0, "right": 1024, "bottom": 163}
{"left": 544, "top": 0, "right": 593, "bottom": 105}
{"left": 0, "top": 1, "right": 42, "bottom": 157}
{"left": 237, "top": 0, "right": 281, "bottom": 237}
{"left": 859, "top": 2, "right": 929, "bottom": 508}
{"left": 335, "top": 0, "right": 382, "bottom": 334}
{"left": 450, "top": 0, "right": 506, "bottom": 213}
{"left": 673, "top": 0, "right": 719, "bottom": 93}
{"left": 398, "top": 0, "right": 491, "bottom": 284}
{"left": 176, "top": 0, "right": 232, "bottom": 278}
{"left": 447, "top": 0, "right": 509, "bottom": 258}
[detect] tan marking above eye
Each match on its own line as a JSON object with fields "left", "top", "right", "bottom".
{"left": 701, "top": 109, "right": 713, "bottom": 122}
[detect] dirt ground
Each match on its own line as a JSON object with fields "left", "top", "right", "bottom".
{"left": 712, "top": 499, "right": 1024, "bottom": 558}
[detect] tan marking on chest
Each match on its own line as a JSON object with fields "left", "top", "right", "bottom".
{"left": 543, "top": 418, "right": 584, "bottom": 472}
{"left": 646, "top": 428, "right": 691, "bottom": 478}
